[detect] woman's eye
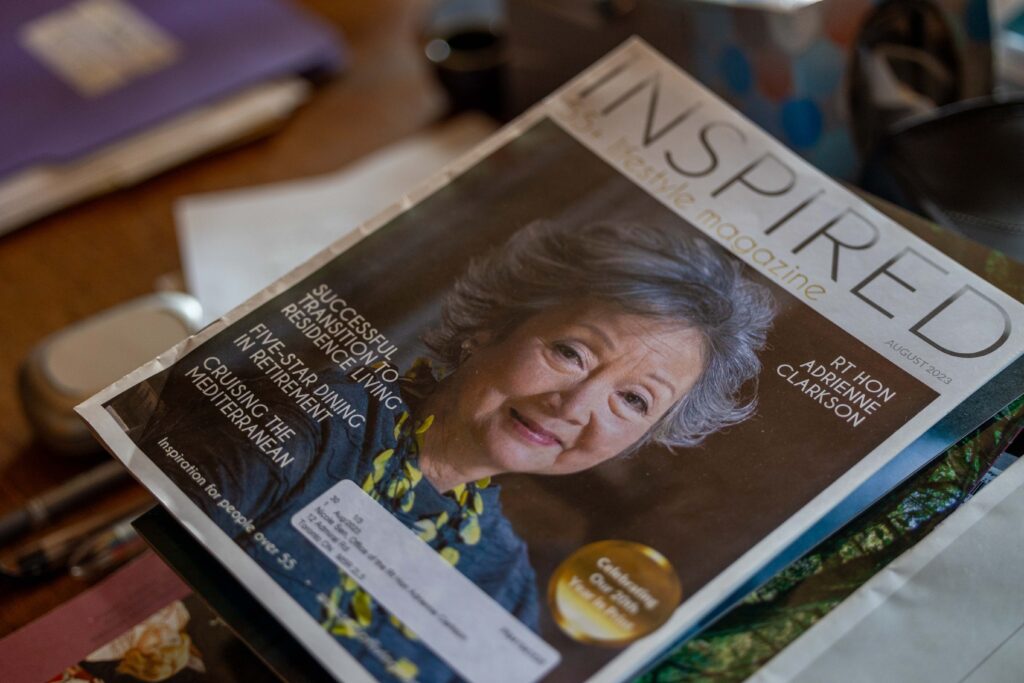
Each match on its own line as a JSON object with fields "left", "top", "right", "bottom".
{"left": 553, "top": 343, "right": 584, "bottom": 367}
{"left": 621, "top": 392, "right": 649, "bottom": 415}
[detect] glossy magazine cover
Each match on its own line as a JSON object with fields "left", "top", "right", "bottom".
{"left": 77, "top": 40, "right": 1024, "bottom": 683}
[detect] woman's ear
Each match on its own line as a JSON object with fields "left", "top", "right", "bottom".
{"left": 469, "top": 330, "right": 495, "bottom": 348}
{"left": 459, "top": 330, "right": 495, "bottom": 363}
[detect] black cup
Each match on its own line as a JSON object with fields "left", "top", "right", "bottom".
{"left": 425, "top": 26, "right": 507, "bottom": 120}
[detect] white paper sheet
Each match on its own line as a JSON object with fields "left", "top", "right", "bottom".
{"left": 750, "top": 453, "right": 1024, "bottom": 683}
{"left": 176, "top": 114, "right": 497, "bottom": 324}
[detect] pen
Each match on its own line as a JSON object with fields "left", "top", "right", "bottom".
{"left": 0, "top": 460, "right": 129, "bottom": 547}
{"left": 0, "top": 495, "right": 151, "bottom": 579}
{"left": 68, "top": 520, "right": 146, "bottom": 582}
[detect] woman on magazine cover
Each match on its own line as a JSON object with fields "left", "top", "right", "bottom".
{"left": 127, "top": 218, "right": 774, "bottom": 682}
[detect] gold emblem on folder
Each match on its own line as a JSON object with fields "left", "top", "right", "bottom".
{"left": 547, "top": 540, "right": 682, "bottom": 647}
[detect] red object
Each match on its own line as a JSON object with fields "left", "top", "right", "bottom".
{"left": 0, "top": 553, "right": 190, "bottom": 683}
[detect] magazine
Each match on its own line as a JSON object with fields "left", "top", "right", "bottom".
{"left": 77, "top": 39, "right": 1024, "bottom": 683}
{"left": 0, "top": 551, "right": 277, "bottom": 683}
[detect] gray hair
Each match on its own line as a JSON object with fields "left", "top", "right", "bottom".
{"left": 424, "top": 219, "right": 775, "bottom": 448}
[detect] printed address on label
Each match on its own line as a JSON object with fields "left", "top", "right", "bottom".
{"left": 292, "top": 480, "right": 560, "bottom": 683}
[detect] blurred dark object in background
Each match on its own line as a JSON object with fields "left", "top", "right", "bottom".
{"left": 426, "top": 27, "right": 507, "bottom": 118}
{"left": 424, "top": 0, "right": 508, "bottom": 119}
{"left": 997, "top": 2, "right": 1024, "bottom": 88}
{"left": 861, "top": 96, "right": 1024, "bottom": 262}
{"left": 425, "top": 0, "right": 686, "bottom": 122}
{"left": 848, "top": 0, "right": 969, "bottom": 160}
{"left": 504, "top": 0, "right": 672, "bottom": 119}
{"left": 847, "top": 0, "right": 1024, "bottom": 261}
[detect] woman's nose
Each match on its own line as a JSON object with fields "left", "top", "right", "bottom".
{"left": 547, "top": 378, "right": 603, "bottom": 425}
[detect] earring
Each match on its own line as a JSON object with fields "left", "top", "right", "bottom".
{"left": 459, "top": 339, "right": 473, "bottom": 364}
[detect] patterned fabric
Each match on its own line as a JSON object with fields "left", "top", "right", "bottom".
{"left": 318, "top": 361, "right": 500, "bottom": 681}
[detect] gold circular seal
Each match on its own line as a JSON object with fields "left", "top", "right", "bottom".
{"left": 547, "top": 540, "right": 682, "bottom": 647}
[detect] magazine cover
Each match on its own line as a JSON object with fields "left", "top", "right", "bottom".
{"left": 78, "top": 40, "right": 1024, "bottom": 683}
{"left": 1, "top": 552, "right": 274, "bottom": 683}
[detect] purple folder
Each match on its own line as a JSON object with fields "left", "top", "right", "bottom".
{"left": 0, "top": 0, "right": 346, "bottom": 178}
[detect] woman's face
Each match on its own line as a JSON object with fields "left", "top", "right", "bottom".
{"left": 445, "top": 299, "right": 706, "bottom": 477}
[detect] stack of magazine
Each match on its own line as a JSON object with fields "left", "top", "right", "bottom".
{"left": 78, "top": 40, "right": 1024, "bottom": 683}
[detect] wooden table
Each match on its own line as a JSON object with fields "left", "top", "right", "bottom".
{"left": 0, "top": 0, "right": 445, "bottom": 636}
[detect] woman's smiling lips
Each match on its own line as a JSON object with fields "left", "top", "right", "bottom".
{"left": 509, "top": 408, "right": 563, "bottom": 447}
